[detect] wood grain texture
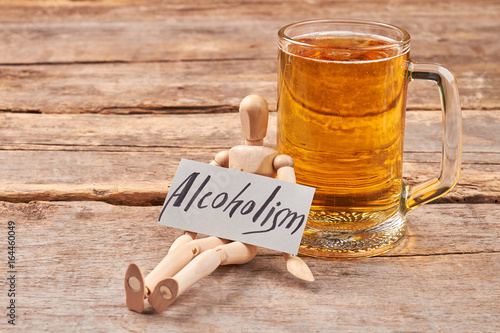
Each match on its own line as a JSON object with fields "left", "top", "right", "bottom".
{"left": 0, "top": 1, "right": 498, "bottom": 112}
{"left": 0, "top": 201, "right": 498, "bottom": 332}
{"left": 0, "top": 0, "right": 497, "bottom": 65}
{"left": 0, "top": 111, "right": 498, "bottom": 205}
{"left": 3, "top": 109, "right": 496, "bottom": 153}
{"left": 0, "top": 60, "right": 498, "bottom": 113}
{"left": 0, "top": 1, "right": 497, "bottom": 331}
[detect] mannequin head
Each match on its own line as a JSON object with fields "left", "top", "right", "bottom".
{"left": 239, "top": 95, "right": 269, "bottom": 145}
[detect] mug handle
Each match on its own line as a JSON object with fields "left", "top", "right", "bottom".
{"left": 404, "top": 62, "right": 462, "bottom": 211}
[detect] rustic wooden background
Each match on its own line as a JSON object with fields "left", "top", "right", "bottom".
{"left": 0, "top": 0, "right": 498, "bottom": 332}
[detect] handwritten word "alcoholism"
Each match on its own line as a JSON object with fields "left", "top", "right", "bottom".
{"left": 159, "top": 172, "right": 305, "bottom": 235}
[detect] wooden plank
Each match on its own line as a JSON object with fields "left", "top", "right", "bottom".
{"left": 0, "top": 149, "right": 497, "bottom": 205}
{"left": 0, "top": 0, "right": 497, "bottom": 66}
{"left": 0, "top": 2, "right": 496, "bottom": 332}
{"left": 1, "top": 201, "right": 498, "bottom": 331}
{"left": 0, "top": 149, "right": 500, "bottom": 205}
{"left": 0, "top": 16, "right": 497, "bottom": 66}
{"left": 0, "top": 60, "right": 271, "bottom": 114}
{"left": 0, "top": 111, "right": 498, "bottom": 205}
{"left": 0, "top": 150, "right": 496, "bottom": 205}
{"left": 3, "top": 110, "right": 496, "bottom": 152}
{"left": 0, "top": 60, "right": 498, "bottom": 114}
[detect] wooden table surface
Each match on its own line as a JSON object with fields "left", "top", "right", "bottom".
{"left": 1, "top": 1, "right": 499, "bottom": 332}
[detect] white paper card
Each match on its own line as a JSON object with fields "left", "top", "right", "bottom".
{"left": 158, "top": 159, "right": 315, "bottom": 254}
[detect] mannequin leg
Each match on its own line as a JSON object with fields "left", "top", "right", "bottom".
{"left": 149, "top": 242, "right": 258, "bottom": 313}
{"left": 125, "top": 232, "right": 196, "bottom": 312}
{"left": 168, "top": 231, "right": 197, "bottom": 253}
{"left": 125, "top": 235, "right": 225, "bottom": 312}
{"left": 144, "top": 236, "right": 228, "bottom": 292}
{"left": 124, "top": 263, "right": 146, "bottom": 313}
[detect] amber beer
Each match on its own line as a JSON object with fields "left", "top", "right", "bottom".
{"left": 277, "top": 20, "right": 462, "bottom": 258}
{"left": 278, "top": 33, "right": 408, "bottom": 218}
{"left": 278, "top": 24, "right": 411, "bottom": 257}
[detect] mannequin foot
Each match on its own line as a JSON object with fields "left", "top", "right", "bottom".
{"left": 148, "top": 278, "right": 178, "bottom": 313}
{"left": 125, "top": 263, "right": 147, "bottom": 313}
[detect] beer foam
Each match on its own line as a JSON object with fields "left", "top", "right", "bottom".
{"left": 285, "top": 31, "right": 408, "bottom": 63}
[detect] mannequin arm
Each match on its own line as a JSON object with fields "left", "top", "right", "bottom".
{"left": 210, "top": 150, "right": 230, "bottom": 167}
{"left": 273, "top": 154, "right": 314, "bottom": 282}
{"left": 276, "top": 166, "right": 296, "bottom": 183}
{"left": 273, "top": 154, "right": 296, "bottom": 183}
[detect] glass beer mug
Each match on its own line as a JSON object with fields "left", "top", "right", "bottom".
{"left": 277, "top": 19, "right": 462, "bottom": 258}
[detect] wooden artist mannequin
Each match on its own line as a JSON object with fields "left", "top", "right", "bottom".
{"left": 125, "top": 95, "right": 314, "bottom": 314}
